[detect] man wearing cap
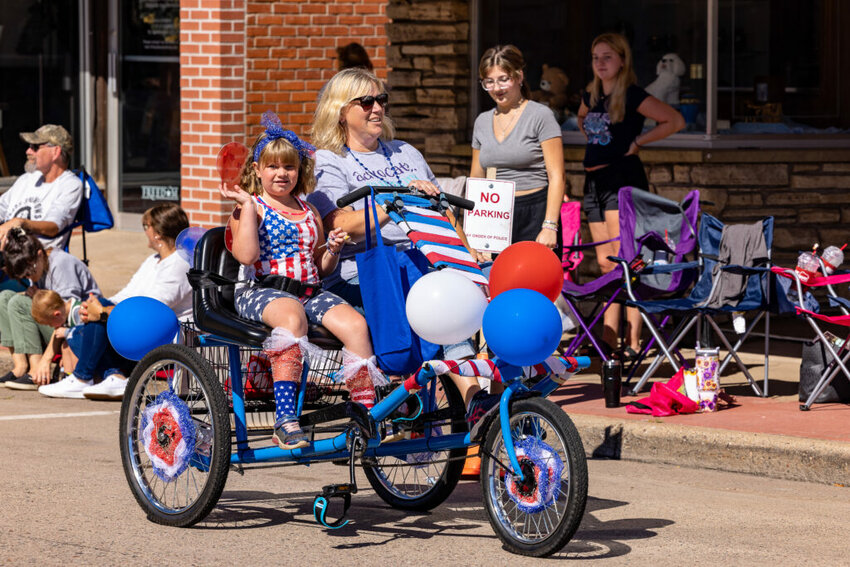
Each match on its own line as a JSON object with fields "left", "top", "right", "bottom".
{"left": 0, "top": 124, "right": 82, "bottom": 250}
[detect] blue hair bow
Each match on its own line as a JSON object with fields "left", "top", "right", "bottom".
{"left": 254, "top": 111, "right": 316, "bottom": 163}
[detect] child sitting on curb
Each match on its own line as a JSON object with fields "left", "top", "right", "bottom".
{"left": 31, "top": 289, "right": 130, "bottom": 400}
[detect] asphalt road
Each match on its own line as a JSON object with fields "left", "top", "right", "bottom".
{"left": 1, "top": 390, "right": 848, "bottom": 566}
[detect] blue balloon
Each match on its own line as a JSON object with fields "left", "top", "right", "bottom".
{"left": 482, "top": 289, "right": 562, "bottom": 366}
{"left": 175, "top": 226, "right": 208, "bottom": 268}
{"left": 107, "top": 297, "right": 179, "bottom": 361}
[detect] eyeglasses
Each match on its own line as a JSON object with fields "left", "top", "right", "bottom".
{"left": 480, "top": 76, "right": 514, "bottom": 91}
{"left": 350, "top": 93, "right": 389, "bottom": 111}
{"left": 27, "top": 143, "right": 54, "bottom": 152}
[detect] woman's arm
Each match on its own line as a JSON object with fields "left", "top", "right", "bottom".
{"left": 469, "top": 148, "right": 485, "bottom": 179}
{"left": 577, "top": 100, "right": 589, "bottom": 138}
{"left": 536, "top": 137, "right": 567, "bottom": 249}
{"left": 628, "top": 96, "right": 685, "bottom": 155}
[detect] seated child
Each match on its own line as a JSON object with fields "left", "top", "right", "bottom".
{"left": 219, "top": 111, "right": 385, "bottom": 450}
{"left": 31, "top": 289, "right": 129, "bottom": 398}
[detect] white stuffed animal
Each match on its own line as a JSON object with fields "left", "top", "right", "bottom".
{"left": 645, "top": 53, "right": 686, "bottom": 105}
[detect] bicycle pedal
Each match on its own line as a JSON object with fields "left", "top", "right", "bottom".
{"left": 322, "top": 483, "right": 357, "bottom": 497}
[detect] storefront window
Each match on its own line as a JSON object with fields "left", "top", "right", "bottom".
{"left": 119, "top": 0, "right": 180, "bottom": 213}
{"left": 0, "top": 1, "right": 79, "bottom": 176}
{"left": 477, "top": 0, "right": 848, "bottom": 141}
{"left": 719, "top": 0, "right": 840, "bottom": 133}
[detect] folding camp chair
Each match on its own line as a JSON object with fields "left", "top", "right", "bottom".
{"left": 60, "top": 166, "right": 114, "bottom": 264}
{"left": 561, "top": 187, "right": 700, "bottom": 369}
{"left": 771, "top": 265, "right": 850, "bottom": 410}
{"left": 627, "top": 214, "right": 795, "bottom": 397}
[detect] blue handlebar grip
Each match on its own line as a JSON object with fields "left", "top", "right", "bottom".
{"left": 574, "top": 356, "right": 591, "bottom": 370}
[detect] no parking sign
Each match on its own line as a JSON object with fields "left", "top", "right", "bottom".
{"left": 462, "top": 177, "right": 515, "bottom": 253}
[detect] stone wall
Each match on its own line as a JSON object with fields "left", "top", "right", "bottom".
{"left": 386, "top": 0, "right": 471, "bottom": 177}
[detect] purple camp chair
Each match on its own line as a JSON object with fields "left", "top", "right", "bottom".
{"left": 561, "top": 187, "right": 700, "bottom": 373}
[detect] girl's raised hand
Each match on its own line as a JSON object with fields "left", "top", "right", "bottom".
{"left": 218, "top": 182, "right": 252, "bottom": 206}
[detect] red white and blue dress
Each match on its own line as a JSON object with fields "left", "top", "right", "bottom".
{"left": 233, "top": 194, "right": 345, "bottom": 324}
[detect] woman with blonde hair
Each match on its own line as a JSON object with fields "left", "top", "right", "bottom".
{"left": 578, "top": 32, "right": 684, "bottom": 359}
{"left": 308, "top": 67, "right": 499, "bottom": 426}
{"left": 470, "top": 44, "right": 566, "bottom": 255}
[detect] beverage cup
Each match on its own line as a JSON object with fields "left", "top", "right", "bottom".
{"left": 795, "top": 252, "right": 819, "bottom": 282}
{"left": 821, "top": 246, "right": 844, "bottom": 275}
{"left": 602, "top": 359, "right": 622, "bottom": 408}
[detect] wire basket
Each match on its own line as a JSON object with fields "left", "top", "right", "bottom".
{"left": 179, "top": 321, "right": 346, "bottom": 413}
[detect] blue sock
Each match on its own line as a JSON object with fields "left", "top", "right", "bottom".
{"left": 274, "top": 380, "right": 298, "bottom": 427}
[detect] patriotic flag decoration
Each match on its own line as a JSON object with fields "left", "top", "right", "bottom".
{"left": 504, "top": 436, "right": 564, "bottom": 514}
{"left": 376, "top": 194, "right": 489, "bottom": 286}
{"left": 141, "top": 389, "right": 197, "bottom": 482}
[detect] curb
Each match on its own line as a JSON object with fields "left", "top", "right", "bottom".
{"left": 568, "top": 413, "right": 850, "bottom": 486}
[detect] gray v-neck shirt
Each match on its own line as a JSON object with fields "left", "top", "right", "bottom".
{"left": 472, "top": 100, "right": 562, "bottom": 191}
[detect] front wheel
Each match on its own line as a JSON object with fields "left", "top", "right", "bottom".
{"left": 480, "top": 397, "right": 588, "bottom": 557}
{"left": 119, "top": 344, "right": 232, "bottom": 527}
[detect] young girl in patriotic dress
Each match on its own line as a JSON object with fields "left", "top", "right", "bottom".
{"left": 219, "top": 112, "right": 385, "bottom": 450}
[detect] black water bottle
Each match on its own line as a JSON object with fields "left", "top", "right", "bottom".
{"left": 602, "top": 359, "right": 622, "bottom": 408}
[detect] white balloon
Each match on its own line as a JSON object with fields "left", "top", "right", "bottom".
{"left": 405, "top": 270, "right": 488, "bottom": 345}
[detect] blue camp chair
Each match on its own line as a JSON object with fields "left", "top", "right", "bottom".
{"left": 626, "top": 214, "right": 795, "bottom": 397}
{"left": 60, "top": 166, "right": 114, "bottom": 263}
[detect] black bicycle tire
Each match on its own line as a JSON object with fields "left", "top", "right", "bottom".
{"left": 119, "top": 344, "right": 231, "bottom": 527}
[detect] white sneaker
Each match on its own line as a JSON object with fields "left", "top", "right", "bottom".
{"left": 38, "top": 375, "right": 93, "bottom": 399}
{"left": 82, "top": 374, "right": 128, "bottom": 401}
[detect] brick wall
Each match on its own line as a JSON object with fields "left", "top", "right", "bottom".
{"left": 244, "top": 0, "right": 389, "bottom": 142}
{"left": 180, "top": 0, "right": 247, "bottom": 226}
{"left": 180, "top": 0, "right": 390, "bottom": 226}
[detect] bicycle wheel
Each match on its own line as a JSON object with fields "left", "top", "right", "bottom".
{"left": 480, "top": 397, "right": 587, "bottom": 557}
{"left": 119, "top": 344, "right": 231, "bottom": 527}
{"left": 363, "top": 374, "right": 467, "bottom": 511}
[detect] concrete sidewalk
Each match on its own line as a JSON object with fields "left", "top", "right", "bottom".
{"left": 9, "top": 229, "right": 850, "bottom": 487}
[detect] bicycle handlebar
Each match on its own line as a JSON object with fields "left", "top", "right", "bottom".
{"left": 336, "top": 185, "right": 475, "bottom": 211}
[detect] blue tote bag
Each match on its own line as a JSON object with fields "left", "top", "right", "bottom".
{"left": 355, "top": 188, "right": 439, "bottom": 374}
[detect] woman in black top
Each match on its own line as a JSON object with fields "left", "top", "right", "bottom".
{"left": 577, "top": 32, "right": 684, "bottom": 359}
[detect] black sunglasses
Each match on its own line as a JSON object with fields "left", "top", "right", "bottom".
{"left": 351, "top": 93, "right": 389, "bottom": 110}
{"left": 28, "top": 142, "right": 53, "bottom": 151}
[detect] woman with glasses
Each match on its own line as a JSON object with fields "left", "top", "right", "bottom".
{"left": 308, "top": 67, "right": 499, "bottom": 422}
{"left": 470, "top": 45, "right": 566, "bottom": 256}
{"left": 308, "top": 67, "right": 467, "bottom": 310}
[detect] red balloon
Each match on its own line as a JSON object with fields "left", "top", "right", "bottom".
{"left": 489, "top": 241, "right": 563, "bottom": 301}
{"left": 216, "top": 142, "right": 250, "bottom": 185}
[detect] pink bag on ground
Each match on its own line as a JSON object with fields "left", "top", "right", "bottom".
{"left": 626, "top": 367, "right": 699, "bottom": 417}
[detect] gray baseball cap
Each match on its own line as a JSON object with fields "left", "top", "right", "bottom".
{"left": 20, "top": 124, "right": 73, "bottom": 154}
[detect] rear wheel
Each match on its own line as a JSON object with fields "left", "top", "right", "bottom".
{"left": 363, "top": 375, "right": 467, "bottom": 511}
{"left": 119, "top": 344, "right": 231, "bottom": 527}
{"left": 480, "top": 397, "right": 587, "bottom": 557}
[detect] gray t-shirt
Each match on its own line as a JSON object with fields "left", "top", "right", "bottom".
{"left": 39, "top": 249, "right": 101, "bottom": 301}
{"left": 307, "top": 139, "right": 439, "bottom": 287}
{"left": 472, "top": 100, "right": 562, "bottom": 191}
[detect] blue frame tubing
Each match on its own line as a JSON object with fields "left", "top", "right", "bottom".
{"left": 198, "top": 329, "right": 589, "bottom": 479}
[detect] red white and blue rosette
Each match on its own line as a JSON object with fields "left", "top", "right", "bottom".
{"left": 504, "top": 436, "right": 564, "bottom": 514}
{"left": 141, "top": 389, "right": 197, "bottom": 482}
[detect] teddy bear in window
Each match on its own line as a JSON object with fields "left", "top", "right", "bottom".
{"left": 531, "top": 64, "right": 570, "bottom": 123}
{"left": 645, "top": 53, "right": 686, "bottom": 105}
